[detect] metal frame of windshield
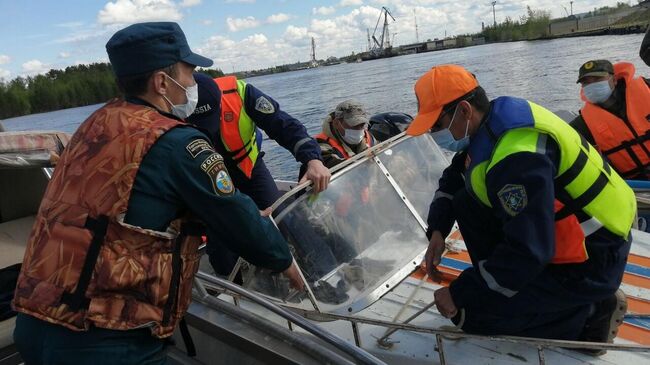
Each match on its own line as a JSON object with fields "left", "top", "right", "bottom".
{"left": 221, "top": 132, "right": 447, "bottom": 315}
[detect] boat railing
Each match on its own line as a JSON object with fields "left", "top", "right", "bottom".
{"left": 193, "top": 270, "right": 650, "bottom": 365}
{"left": 192, "top": 271, "right": 388, "bottom": 365}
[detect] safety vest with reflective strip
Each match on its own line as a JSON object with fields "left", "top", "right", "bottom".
{"left": 314, "top": 131, "right": 374, "bottom": 159}
{"left": 214, "top": 76, "right": 259, "bottom": 178}
{"left": 580, "top": 62, "right": 650, "bottom": 179}
{"left": 467, "top": 97, "right": 635, "bottom": 264}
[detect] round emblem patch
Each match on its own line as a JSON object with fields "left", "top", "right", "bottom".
{"left": 584, "top": 61, "right": 594, "bottom": 70}
{"left": 216, "top": 170, "right": 234, "bottom": 194}
{"left": 497, "top": 184, "right": 528, "bottom": 216}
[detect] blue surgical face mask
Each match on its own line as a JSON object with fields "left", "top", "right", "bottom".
{"left": 583, "top": 80, "right": 613, "bottom": 104}
{"left": 431, "top": 106, "right": 470, "bottom": 152}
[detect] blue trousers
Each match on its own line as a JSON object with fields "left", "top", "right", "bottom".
{"left": 14, "top": 313, "right": 166, "bottom": 365}
{"left": 450, "top": 189, "right": 628, "bottom": 340}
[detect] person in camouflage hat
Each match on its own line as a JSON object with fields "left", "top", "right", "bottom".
{"left": 313, "top": 100, "right": 376, "bottom": 169}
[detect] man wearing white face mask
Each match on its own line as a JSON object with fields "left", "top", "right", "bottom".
{"left": 570, "top": 59, "right": 650, "bottom": 180}
{"left": 12, "top": 22, "right": 304, "bottom": 364}
{"left": 315, "top": 100, "right": 376, "bottom": 169}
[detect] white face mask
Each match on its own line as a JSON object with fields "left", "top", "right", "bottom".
{"left": 162, "top": 74, "right": 198, "bottom": 119}
{"left": 342, "top": 128, "right": 365, "bottom": 145}
{"left": 583, "top": 80, "right": 613, "bottom": 104}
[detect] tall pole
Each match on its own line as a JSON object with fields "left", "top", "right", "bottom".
{"left": 383, "top": 10, "right": 390, "bottom": 48}
{"left": 570, "top": 1, "right": 573, "bottom": 15}
{"left": 367, "top": 28, "right": 371, "bottom": 52}
{"left": 414, "top": 9, "right": 419, "bottom": 43}
{"left": 492, "top": 1, "right": 497, "bottom": 27}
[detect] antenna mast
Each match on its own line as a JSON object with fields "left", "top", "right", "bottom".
{"left": 414, "top": 9, "right": 419, "bottom": 43}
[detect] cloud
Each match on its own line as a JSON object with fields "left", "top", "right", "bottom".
{"left": 226, "top": 16, "right": 261, "bottom": 32}
{"left": 180, "top": 0, "right": 201, "bottom": 7}
{"left": 225, "top": 0, "right": 255, "bottom": 3}
{"left": 0, "top": 69, "right": 9, "bottom": 80}
{"left": 0, "top": 55, "right": 10, "bottom": 65}
{"left": 202, "top": 19, "right": 214, "bottom": 26}
{"left": 22, "top": 60, "right": 50, "bottom": 76}
{"left": 339, "top": 0, "right": 363, "bottom": 7}
{"left": 283, "top": 25, "right": 310, "bottom": 46}
{"left": 266, "top": 13, "right": 292, "bottom": 24}
{"left": 59, "top": 52, "right": 71, "bottom": 59}
{"left": 313, "top": 6, "right": 336, "bottom": 16}
{"left": 56, "top": 21, "right": 84, "bottom": 28}
{"left": 54, "top": 26, "right": 111, "bottom": 44}
{"left": 194, "top": 0, "right": 617, "bottom": 73}
{"left": 97, "top": 0, "right": 182, "bottom": 26}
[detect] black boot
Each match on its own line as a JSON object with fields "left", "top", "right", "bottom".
{"left": 577, "top": 289, "right": 627, "bottom": 356}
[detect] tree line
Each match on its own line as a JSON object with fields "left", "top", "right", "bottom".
{"left": 0, "top": 63, "right": 224, "bottom": 119}
{"left": 478, "top": 2, "right": 639, "bottom": 43}
{"left": 480, "top": 6, "right": 553, "bottom": 42}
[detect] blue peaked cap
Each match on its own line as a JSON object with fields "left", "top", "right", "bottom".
{"left": 106, "top": 22, "right": 213, "bottom": 77}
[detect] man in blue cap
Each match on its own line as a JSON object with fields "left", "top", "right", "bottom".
{"left": 188, "top": 73, "right": 330, "bottom": 277}
{"left": 12, "top": 22, "right": 303, "bottom": 364}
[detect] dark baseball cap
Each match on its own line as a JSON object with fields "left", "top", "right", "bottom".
{"left": 106, "top": 22, "right": 213, "bottom": 77}
{"left": 577, "top": 60, "right": 614, "bottom": 83}
{"left": 186, "top": 73, "right": 221, "bottom": 130}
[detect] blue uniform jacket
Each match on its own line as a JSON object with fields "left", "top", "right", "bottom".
{"left": 427, "top": 101, "right": 629, "bottom": 309}
{"left": 194, "top": 83, "right": 322, "bottom": 167}
{"left": 123, "top": 98, "right": 292, "bottom": 272}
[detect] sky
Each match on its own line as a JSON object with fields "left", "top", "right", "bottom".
{"left": 0, "top": 0, "right": 629, "bottom": 80}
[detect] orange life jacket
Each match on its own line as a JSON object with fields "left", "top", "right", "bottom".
{"left": 315, "top": 131, "right": 374, "bottom": 159}
{"left": 13, "top": 100, "right": 204, "bottom": 338}
{"left": 214, "top": 76, "right": 258, "bottom": 178}
{"left": 580, "top": 62, "right": 650, "bottom": 179}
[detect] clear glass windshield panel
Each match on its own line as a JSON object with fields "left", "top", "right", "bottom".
{"left": 377, "top": 134, "right": 449, "bottom": 221}
{"left": 244, "top": 156, "right": 429, "bottom": 313}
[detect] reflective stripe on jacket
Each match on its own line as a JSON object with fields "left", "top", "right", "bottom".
{"left": 467, "top": 97, "right": 635, "bottom": 264}
{"left": 214, "top": 76, "right": 259, "bottom": 178}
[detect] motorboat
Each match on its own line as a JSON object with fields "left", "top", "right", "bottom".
{"left": 0, "top": 130, "right": 649, "bottom": 365}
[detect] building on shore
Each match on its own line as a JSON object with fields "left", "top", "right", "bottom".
{"left": 549, "top": 6, "right": 641, "bottom": 36}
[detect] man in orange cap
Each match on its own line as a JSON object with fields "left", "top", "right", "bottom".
{"left": 410, "top": 64, "right": 634, "bottom": 352}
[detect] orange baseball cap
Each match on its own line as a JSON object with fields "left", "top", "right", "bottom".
{"left": 406, "top": 64, "right": 479, "bottom": 136}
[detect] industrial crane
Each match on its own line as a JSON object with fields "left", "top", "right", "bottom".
{"left": 371, "top": 7, "right": 396, "bottom": 56}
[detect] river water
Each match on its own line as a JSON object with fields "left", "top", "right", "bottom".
{"left": 3, "top": 34, "right": 649, "bottom": 180}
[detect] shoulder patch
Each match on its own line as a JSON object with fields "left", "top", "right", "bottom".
{"left": 186, "top": 139, "right": 214, "bottom": 159}
{"left": 497, "top": 184, "right": 528, "bottom": 216}
{"left": 255, "top": 96, "right": 275, "bottom": 114}
{"left": 200, "top": 153, "right": 234, "bottom": 195}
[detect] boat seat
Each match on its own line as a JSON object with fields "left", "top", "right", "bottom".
{"left": 0, "top": 216, "right": 35, "bottom": 269}
{"left": 0, "top": 168, "right": 48, "bottom": 224}
{"left": 0, "top": 317, "right": 15, "bottom": 350}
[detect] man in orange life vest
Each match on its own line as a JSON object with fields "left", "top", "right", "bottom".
{"left": 315, "top": 100, "right": 376, "bottom": 169}
{"left": 570, "top": 59, "right": 650, "bottom": 180}
{"left": 187, "top": 73, "right": 330, "bottom": 277}
{"left": 12, "top": 22, "right": 303, "bottom": 364}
